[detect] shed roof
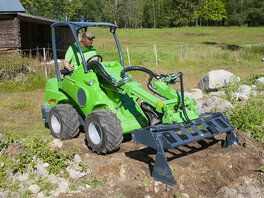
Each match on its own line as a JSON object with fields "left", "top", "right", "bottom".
{"left": 17, "top": 12, "right": 57, "bottom": 25}
{"left": 0, "top": 0, "right": 25, "bottom": 13}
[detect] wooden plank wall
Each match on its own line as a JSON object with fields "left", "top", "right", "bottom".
{"left": 0, "top": 14, "right": 76, "bottom": 58}
{"left": 0, "top": 15, "right": 19, "bottom": 50}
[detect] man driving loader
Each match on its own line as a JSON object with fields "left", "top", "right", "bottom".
{"left": 63, "top": 31, "right": 96, "bottom": 72}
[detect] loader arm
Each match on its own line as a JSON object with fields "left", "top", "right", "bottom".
{"left": 119, "top": 66, "right": 241, "bottom": 186}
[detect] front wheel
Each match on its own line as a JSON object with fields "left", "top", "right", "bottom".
{"left": 48, "top": 104, "right": 80, "bottom": 140}
{"left": 85, "top": 110, "right": 123, "bottom": 154}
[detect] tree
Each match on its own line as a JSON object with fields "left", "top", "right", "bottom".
{"left": 199, "top": 0, "right": 227, "bottom": 25}
{"left": 100, "top": 0, "right": 125, "bottom": 25}
{"left": 244, "top": 0, "right": 264, "bottom": 26}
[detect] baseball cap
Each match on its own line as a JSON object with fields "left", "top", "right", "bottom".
{"left": 84, "top": 32, "right": 95, "bottom": 39}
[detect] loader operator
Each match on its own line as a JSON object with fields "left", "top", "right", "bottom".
{"left": 63, "top": 31, "right": 96, "bottom": 72}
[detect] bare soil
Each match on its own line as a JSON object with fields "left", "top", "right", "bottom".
{"left": 59, "top": 130, "right": 264, "bottom": 198}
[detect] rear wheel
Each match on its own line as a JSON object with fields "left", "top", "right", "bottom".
{"left": 49, "top": 104, "right": 80, "bottom": 140}
{"left": 85, "top": 110, "right": 123, "bottom": 154}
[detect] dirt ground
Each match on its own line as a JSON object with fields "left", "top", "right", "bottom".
{"left": 59, "top": 130, "right": 264, "bottom": 198}
{"left": 1, "top": 92, "right": 263, "bottom": 198}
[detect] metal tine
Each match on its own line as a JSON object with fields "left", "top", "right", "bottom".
{"left": 179, "top": 126, "right": 193, "bottom": 139}
{"left": 167, "top": 130, "right": 184, "bottom": 143}
{"left": 210, "top": 119, "right": 226, "bottom": 131}
{"left": 190, "top": 124, "right": 203, "bottom": 135}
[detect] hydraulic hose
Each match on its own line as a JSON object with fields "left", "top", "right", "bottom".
{"left": 179, "top": 73, "right": 191, "bottom": 122}
{"left": 87, "top": 61, "right": 117, "bottom": 87}
{"left": 121, "top": 66, "right": 159, "bottom": 79}
{"left": 122, "top": 66, "right": 191, "bottom": 122}
{"left": 121, "top": 66, "right": 163, "bottom": 98}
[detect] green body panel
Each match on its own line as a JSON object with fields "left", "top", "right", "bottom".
{"left": 45, "top": 60, "right": 199, "bottom": 132}
{"left": 45, "top": 78, "right": 69, "bottom": 106}
{"left": 45, "top": 61, "right": 148, "bottom": 133}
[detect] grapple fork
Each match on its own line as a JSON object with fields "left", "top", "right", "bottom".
{"left": 131, "top": 112, "right": 241, "bottom": 185}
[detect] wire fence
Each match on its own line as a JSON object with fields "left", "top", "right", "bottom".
{"left": 16, "top": 43, "right": 192, "bottom": 79}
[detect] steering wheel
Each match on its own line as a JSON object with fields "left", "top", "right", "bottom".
{"left": 86, "top": 55, "right": 103, "bottom": 63}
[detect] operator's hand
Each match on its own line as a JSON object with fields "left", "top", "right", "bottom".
{"left": 63, "top": 59, "right": 74, "bottom": 72}
{"left": 67, "top": 65, "right": 74, "bottom": 72}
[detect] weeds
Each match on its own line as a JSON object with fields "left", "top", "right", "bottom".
{"left": 117, "top": 194, "right": 126, "bottom": 198}
{"left": 228, "top": 95, "right": 264, "bottom": 143}
{"left": 174, "top": 193, "right": 182, "bottom": 198}
{"left": 69, "top": 183, "right": 77, "bottom": 191}
{"left": 0, "top": 136, "right": 75, "bottom": 191}
{"left": 218, "top": 76, "right": 242, "bottom": 104}
{"left": 82, "top": 175, "right": 106, "bottom": 188}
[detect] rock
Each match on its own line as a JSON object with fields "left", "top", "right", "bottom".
{"left": 29, "top": 184, "right": 41, "bottom": 194}
{"left": 217, "top": 186, "right": 264, "bottom": 198}
{"left": 66, "top": 167, "right": 88, "bottom": 179}
{"left": 185, "top": 89, "right": 203, "bottom": 100}
{"left": 73, "top": 154, "right": 82, "bottom": 163}
{"left": 240, "top": 85, "right": 251, "bottom": 96}
{"left": 235, "top": 93, "right": 249, "bottom": 101}
{"left": 256, "top": 77, "right": 264, "bottom": 85}
{"left": 0, "top": 191, "right": 9, "bottom": 198}
{"left": 18, "top": 173, "right": 29, "bottom": 182}
{"left": 154, "top": 186, "right": 159, "bottom": 193}
{"left": 235, "top": 85, "right": 253, "bottom": 101}
{"left": 216, "top": 187, "right": 239, "bottom": 198}
{"left": 15, "top": 73, "right": 28, "bottom": 82}
{"left": 36, "top": 161, "right": 49, "bottom": 177}
{"left": 49, "top": 139, "right": 63, "bottom": 149}
{"left": 120, "top": 164, "right": 126, "bottom": 180}
{"left": 196, "top": 96, "right": 233, "bottom": 114}
{"left": 209, "top": 91, "right": 225, "bottom": 97}
{"left": 52, "top": 181, "right": 69, "bottom": 196}
{"left": 10, "top": 192, "right": 20, "bottom": 198}
{"left": 198, "top": 70, "right": 239, "bottom": 90}
{"left": 43, "top": 162, "right": 49, "bottom": 168}
{"left": 0, "top": 161, "right": 4, "bottom": 169}
{"left": 85, "top": 184, "right": 92, "bottom": 189}
{"left": 181, "top": 193, "right": 190, "bottom": 198}
{"left": 0, "top": 69, "right": 12, "bottom": 79}
{"left": 37, "top": 192, "right": 46, "bottom": 198}
{"left": 47, "top": 174, "right": 58, "bottom": 184}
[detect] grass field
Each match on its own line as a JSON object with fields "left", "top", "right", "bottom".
{"left": 89, "top": 26, "right": 264, "bottom": 89}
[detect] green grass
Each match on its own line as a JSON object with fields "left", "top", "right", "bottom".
{"left": 86, "top": 26, "right": 264, "bottom": 89}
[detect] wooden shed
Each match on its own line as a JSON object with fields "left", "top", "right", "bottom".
{"left": 0, "top": 0, "right": 74, "bottom": 58}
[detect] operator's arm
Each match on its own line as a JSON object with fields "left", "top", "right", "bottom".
{"left": 64, "top": 45, "right": 74, "bottom": 72}
{"left": 63, "top": 59, "right": 74, "bottom": 72}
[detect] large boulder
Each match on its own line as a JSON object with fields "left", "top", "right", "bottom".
{"left": 198, "top": 70, "right": 239, "bottom": 90}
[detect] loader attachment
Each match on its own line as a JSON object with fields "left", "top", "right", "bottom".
{"left": 131, "top": 112, "right": 241, "bottom": 185}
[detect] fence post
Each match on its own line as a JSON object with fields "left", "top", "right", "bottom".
{"left": 154, "top": 44, "right": 158, "bottom": 66}
{"left": 126, "top": 47, "right": 131, "bottom": 66}
{"left": 43, "top": 48, "right": 48, "bottom": 79}
{"left": 180, "top": 44, "right": 183, "bottom": 61}
{"left": 185, "top": 43, "right": 189, "bottom": 58}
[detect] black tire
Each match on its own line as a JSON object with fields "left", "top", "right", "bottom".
{"left": 48, "top": 104, "right": 80, "bottom": 140}
{"left": 85, "top": 110, "right": 123, "bottom": 154}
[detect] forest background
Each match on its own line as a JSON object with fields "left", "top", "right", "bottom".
{"left": 20, "top": 0, "right": 264, "bottom": 28}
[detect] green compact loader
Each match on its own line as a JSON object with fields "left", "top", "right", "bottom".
{"left": 41, "top": 21, "right": 240, "bottom": 185}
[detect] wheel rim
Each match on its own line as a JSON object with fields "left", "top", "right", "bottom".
{"left": 88, "top": 122, "right": 102, "bottom": 145}
{"left": 51, "top": 114, "right": 61, "bottom": 134}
